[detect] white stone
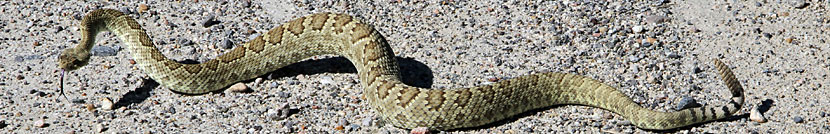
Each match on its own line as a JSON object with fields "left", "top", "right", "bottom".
{"left": 632, "top": 25, "right": 644, "bottom": 33}
{"left": 101, "top": 98, "right": 114, "bottom": 110}
{"left": 750, "top": 108, "right": 767, "bottom": 123}
{"left": 227, "top": 83, "right": 250, "bottom": 92}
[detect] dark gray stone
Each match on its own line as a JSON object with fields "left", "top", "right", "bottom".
{"left": 675, "top": 96, "right": 702, "bottom": 110}
{"left": 90, "top": 46, "right": 121, "bottom": 56}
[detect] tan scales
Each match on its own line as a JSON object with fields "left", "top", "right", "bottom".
{"left": 59, "top": 9, "right": 746, "bottom": 130}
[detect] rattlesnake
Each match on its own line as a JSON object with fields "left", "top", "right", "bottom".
{"left": 59, "top": 9, "right": 745, "bottom": 130}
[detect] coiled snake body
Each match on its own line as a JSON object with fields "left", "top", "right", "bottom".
{"left": 59, "top": 9, "right": 745, "bottom": 130}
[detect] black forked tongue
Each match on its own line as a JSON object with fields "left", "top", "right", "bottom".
{"left": 60, "top": 69, "right": 69, "bottom": 102}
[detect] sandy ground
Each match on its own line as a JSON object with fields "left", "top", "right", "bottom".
{"left": 1, "top": 0, "right": 828, "bottom": 133}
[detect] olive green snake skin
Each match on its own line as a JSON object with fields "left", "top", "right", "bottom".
{"left": 59, "top": 9, "right": 745, "bottom": 130}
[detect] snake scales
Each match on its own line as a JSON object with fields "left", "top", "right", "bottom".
{"left": 59, "top": 9, "right": 745, "bottom": 130}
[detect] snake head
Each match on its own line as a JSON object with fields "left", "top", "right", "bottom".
{"left": 58, "top": 47, "right": 91, "bottom": 71}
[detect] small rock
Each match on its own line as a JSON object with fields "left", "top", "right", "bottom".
{"left": 790, "top": 0, "right": 809, "bottom": 9}
{"left": 138, "top": 4, "right": 149, "bottom": 13}
{"left": 72, "top": 98, "right": 86, "bottom": 104}
{"left": 645, "top": 37, "right": 657, "bottom": 44}
{"left": 632, "top": 26, "right": 644, "bottom": 33}
{"left": 750, "top": 108, "right": 767, "bottom": 123}
{"left": 675, "top": 96, "right": 701, "bottom": 110}
{"left": 33, "top": 119, "right": 47, "bottom": 128}
{"left": 267, "top": 103, "right": 290, "bottom": 120}
{"left": 221, "top": 38, "right": 234, "bottom": 49}
{"left": 487, "top": 76, "right": 500, "bottom": 82}
{"left": 283, "top": 120, "right": 295, "bottom": 129}
{"left": 348, "top": 124, "right": 360, "bottom": 131}
{"left": 0, "top": 120, "right": 7, "bottom": 129}
{"left": 101, "top": 97, "right": 114, "bottom": 110}
{"left": 361, "top": 117, "right": 373, "bottom": 126}
{"left": 255, "top": 78, "right": 263, "bottom": 84}
{"left": 628, "top": 56, "right": 640, "bottom": 62}
{"left": 320, "top": 76, "right": 334, "bottom": 84}
{"left": 793, "top": 116, "right": 804, "bottom": 123}
{"left": 119, "top": 7, "right": 131, "bottom": 14}
{"left": 763, "top": 33, "right": 773, "bottom": 38}
{"left": 278, "top": 91, "right": 290, "bottom": 98}
{"left": 241, "top": 0, "right": 252, "bottom": 8}
{"left": 90, "top": 46, "right": 121, "bottom": 56}
{"left": 645, "top": 15, "right": 668, "bottom": 24}
{"left": 793, "top": 68, "right": 805, "bottom": 73}
{"left": 95, "top": 123, "right": 107, "bottom": 132}
{"left": 667, "top": 53, "right": 681, "bottom": 58}
{"left": 178, "top": 38, "right": 193, "bottom": 46}
{"left": 693, "top": 67, "right": 703, "bottom": 74}
{"left": 269, "top": 82, "right": 280, "bottom": 88}
{"left": 201, "top": 15, "right": 218, "bottom": 27}
{"left": 85, "top": 104, "right": 95, "bottom": 112}
{"left": 227, "top": 83, "right": 251, "bottom": 92}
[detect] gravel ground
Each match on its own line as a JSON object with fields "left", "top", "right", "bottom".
{"left": 1, "top": 0, "right": 828, "bottom": 133}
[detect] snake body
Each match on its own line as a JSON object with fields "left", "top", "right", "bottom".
{"left": 59, "top": 9, "right": 745, "bottom": 130}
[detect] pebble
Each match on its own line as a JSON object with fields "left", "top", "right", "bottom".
{"left": 0, "top": 120, "right": 6, "bottom": 129}
{"left": 222, "top": 38, "right": 234, "bottom": 49}
{"left": 85, "top": 103, "right": 95, "bottom": 112}
{"left": 267, "top": 103, "right": 290, "bottom": 120}
{"left": 101, "top": 97, "right": 114, "bottom": 110}
{"left": 793, "top": 116, "right": 804, "bottom": 123}
{"left": 750, "top": 108, "right": 767, "bottom": 123}
{"left": 348, "top": 124, "right": 360, "bottom": 131}
{"left": 90, "top": 45, "right": 121, "bottom": 56}
{"left": 178, "top": 38, "right": 193, "bottom": 46}
{"left": 320, "top": 76, "right": 334, "bottom": 84}
{"left": 632, "top": 26, "right": 644, "bottom": 33}
{"left": 278, "top": 91, "right": 290, "bottom": 98}
{"left": 693, "top": 67, "right": 703, "bottom": 74}
{"left": 269, "top": 82, "right": 280, "bottom": 88}
{"left": 201, "top": 14, "right": 218, "bottom": 27}
{"left": 33, "top": 119, "right": 46, "bottom": 128}
{"left": 227, "top": 83, "right": 251, "bottom": 92}
{"left": 283, "top": 120, "right": 295, "bottom": 129}
{"left": 138, "top": 4, "right": 149, "bottom": 13}
{"left": 645, "top": 37, "right": 657, "bottom": 44}
{"left": 790, "top": 0, "right": 809, "bottom": 9}
{"left": 241, "top": 0, "right": 252, "bottom": 8}
{"left": 255, "top": 78, "right": 263, "bottom": 84}
{"left": 667, "top": 52, "right": 681, "bottom": 58}
{"left": 96, "top": 123, "right": 107, "bottom": 132}
{"left": 361, "top": 117, "right": 373, "bottom": 126}
{"left": 645, "top": 15, "right": 668, "bottom": 24}
{"left": 119, "top": 7, "right": 131, "bottom": 14}
{"left": 675, "top": 96, "right": 701, "bottom": 110}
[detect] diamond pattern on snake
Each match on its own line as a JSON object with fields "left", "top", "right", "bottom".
{"left": 59, "top": 9, "right": 745, "bottom": 130}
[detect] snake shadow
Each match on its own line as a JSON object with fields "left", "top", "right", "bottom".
{"left": 114, "top": 56, "right": 434, "bottom": 108}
